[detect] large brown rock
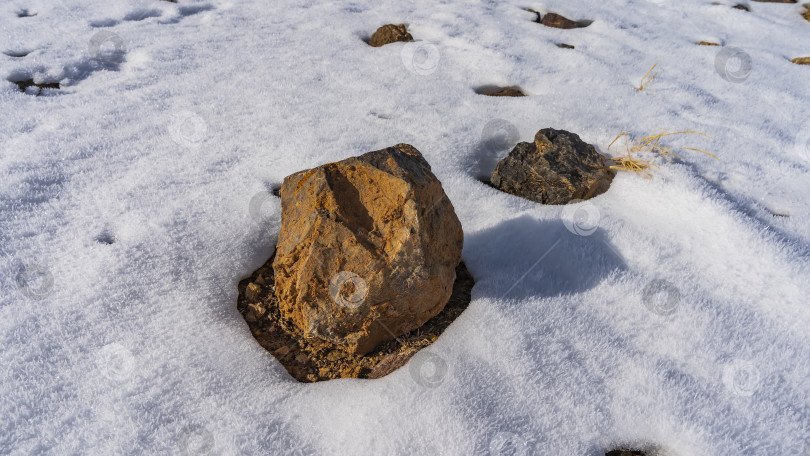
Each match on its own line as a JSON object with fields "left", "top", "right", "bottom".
{"left": 273, "top": 144, "right": 463, "bottom": 355}
{"left": 368, "top": 24, "right": 413, "bottom": 47}
{"left": 491, "top": 128, "right": 614, "bottom": 205}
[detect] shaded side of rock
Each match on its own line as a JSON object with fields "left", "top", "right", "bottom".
{"left": 368, "top": 24, "right": 413, "bottom": 47}
{"left": 491, "top": 128, "right": 614, "bottom": 205}
{"left": 273, "top": 144, "right": 463, "bottom": 355}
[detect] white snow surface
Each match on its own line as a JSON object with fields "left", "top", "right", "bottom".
{"left": 2, "top": 0, "right": 810, "bottom": 454}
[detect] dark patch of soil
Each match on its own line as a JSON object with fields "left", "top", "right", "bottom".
{"left": 10, "top": 78, "right": 60, "bottom": 94}
{"left": 237, "top": 251, "right": 474, "bottom": 382}
{"left": 558, "top": 43, "right": 575, "bottom": 49}
{"left": 733, "top": 4, "right": 751, "bottom": 10}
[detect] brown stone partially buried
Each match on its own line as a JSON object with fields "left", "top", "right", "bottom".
{"left": 273, "top": 144, "right": 463, "bottom": 355}
{"left": 540, "top": 12, "right": 587, "bottom": 29}
{"left": 237, "top": 253, "right": 473, "bottom": 382}
{"left": 491, "top": 128, "right": 614, "bottom": 205}
{"left": 368, "top": 24, "right": 413, "bottom": 47}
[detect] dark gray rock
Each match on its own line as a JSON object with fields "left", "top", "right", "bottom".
{"left": 490, "top": 128, "right": 614, "bottom": 205}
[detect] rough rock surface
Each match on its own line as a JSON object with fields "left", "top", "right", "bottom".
{"left": 792, "top": 56, "right": 810, "bottom": 65}
{"left": 540, "top": 12, "right": 585, "bottom": 29}
{"left": 491, "top": 128, "right": 615, "bottom": 205}
{"left": 368, "top": 24, "right": 413, "bottom": 47}
{"left": 273, "top": 144, "right": 463, "bottom": 355}
{"left": 237, "top": 256, "right": 474, "bottom": 382}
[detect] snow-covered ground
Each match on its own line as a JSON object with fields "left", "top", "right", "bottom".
{"left": 2, "top": 0, "right": 809, "bottom": 454}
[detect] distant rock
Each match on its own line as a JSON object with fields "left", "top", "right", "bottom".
{"left": 476, "top": 86, "right": 526, "bottom": 97}
{"left": 792, "top": 57, "right": 810, "bottom": 65}
{"left": 606, "top": 451, "right": 646, "bottom": 456}
{"left": 368, "top": 24, "right": 413, "bottom": 47}
{"left": 698, "top": 41, "right": 720, "bottom": 46}
{"left": 491, "top": 128, "right": 614, "bottom": 205}
{"left": 750, "top": 0, "right": 795, "bottom": 3}
{"left": 531, "top": 11, "right": 589, "bottom": 29}
{"left": 273, "top": 144, "right": 463, "bottom": 355}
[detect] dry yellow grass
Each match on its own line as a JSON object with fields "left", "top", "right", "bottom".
{"left": 638, "top": 62, "right": 658, "bottom": 91}
{"left": 608, "top": 130, "right": 716, "bottom": 176}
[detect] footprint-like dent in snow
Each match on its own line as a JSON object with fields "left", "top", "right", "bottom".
{"left": 160, "top": 3, "right": 214, "bottom": 24}
{"left": 178, "top": 4, "right": 214, "bottom": 16}
{"left": 123, "top": 8, "right": 162, "bottom": 22}
{"left": 90, "top": 18, "right": 120, "bottom": 28}
{"left": 16, "top": 9, "right": 37, "bottom": 18}
{"left": 95, "top": 230, "right": 117, "bottom": 245}
{"left": 4, "top": 50, "right": 33, "bottom": 58}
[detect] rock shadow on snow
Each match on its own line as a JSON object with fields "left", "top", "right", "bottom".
{"left": 464, "top": 215, "right": 626, "bottom": 300}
